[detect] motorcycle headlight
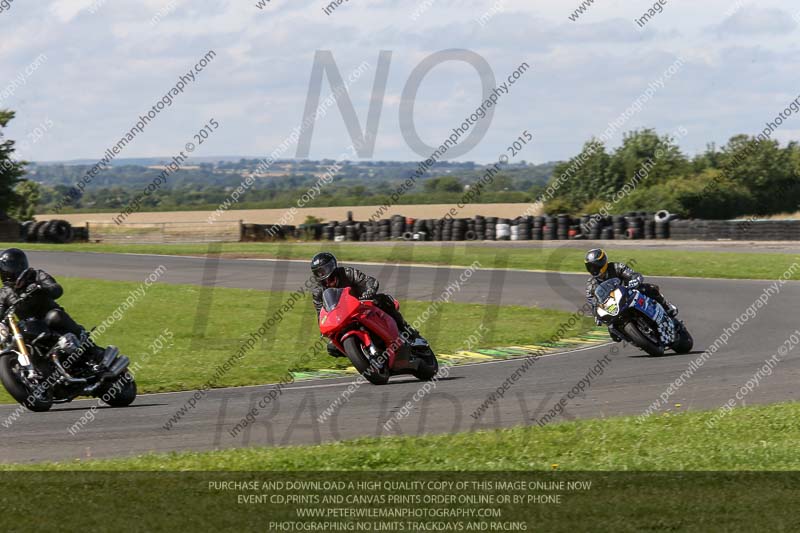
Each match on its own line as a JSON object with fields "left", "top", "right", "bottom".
{"left": 602, "top": 290, "right": 623, "bottom": 316}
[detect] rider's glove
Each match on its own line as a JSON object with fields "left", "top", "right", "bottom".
{"left": 627, "top": 278, "right": 640, "bottom": 289}
{"left": 24, "top": 284, "right": 41, "bottom": 295}
{"left": 14, "top": 267, "right": 36, "bottom": 292}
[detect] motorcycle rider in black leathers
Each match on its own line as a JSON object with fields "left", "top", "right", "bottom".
{"left": 0, "top": 248, "right": 100, "bottom": 359}
{"left": 584, "top": 248, "right": 678, "bottom": 341}
{"left": 311, "top": 252, "right": 424, "bottom": 358}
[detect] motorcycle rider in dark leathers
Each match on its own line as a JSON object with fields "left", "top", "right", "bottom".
{"left": 311, "top": 252, "right": 424, "bottom": 358}
{"left": 0, "top": 248, "right": 102, "bottom": 361}
{"left": 584, "top": 248, "right": 678, "bottom": 341}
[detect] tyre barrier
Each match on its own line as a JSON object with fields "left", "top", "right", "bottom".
{"left": 131, "top": 211, "right": 800, "bottom": 244}
{"left": 669, "top": 219, "right": 800, "bottom": 241}
{"left": 43, "top": 211, "right": 800, "bottom": 244}
{"left": 18, "top": 219, "right": 77, "bottom": 243}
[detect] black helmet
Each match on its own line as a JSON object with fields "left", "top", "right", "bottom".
{"left": 585, "top": 248, "right": 608, "bottom": 278}
{"left": 311, "top": 252, "right": 338, "bottom": 283}
{"left": 0, "top": 248, "right": 29, "bottom": 286}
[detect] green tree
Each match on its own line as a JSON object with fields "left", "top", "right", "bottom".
{"left": 485, "top": 174, "right": 513, "bottom": 192}
{"left": 9, "top": 180, "right": 40, "bottom": 220}
{"left": 424, "top": 176, "right": 462, "bottom": 193}
{"left": 605, "top": 129, "right": 688, "bottom": 190}
{"left": 544, "top": 138, "right": 610, "bottom": 212}
{"left": 718, "top": 135, "right": 798, "bottom": 214}
{"left": 0, "top": 110, "right": 27, "bottom": 216}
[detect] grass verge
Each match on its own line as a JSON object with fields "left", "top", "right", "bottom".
{"left": 4, "top": 241, "right": 800, "bottom": 280}
{"left": 4, "top": 401, "right": 799, "bottom": 470}
{"left": 0, "top": 277, "right": 591, "bottom": 403}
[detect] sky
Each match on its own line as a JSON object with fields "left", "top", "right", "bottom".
{"left": 0, "top": 0, "right": 799, "bottom": 165}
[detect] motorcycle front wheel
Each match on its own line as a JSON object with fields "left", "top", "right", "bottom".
{"left": 99, "top": 371, "right": 137, "bottom": 407}
{"left": 671, "top": 322, "right": 694, "bottom": 354}
{"left": 413, "top": 349, "right": 439, "bottom": 381}
{"left": 0, "top": 354, "right": 53, "bottom": 412}
{"left": 623, "top": 321, "right": 664, "bottom": 357}
{"left": 342, "top": 337, "right": 390, "bottom": 385}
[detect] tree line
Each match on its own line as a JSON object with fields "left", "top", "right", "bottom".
{"left": 1, "top": 108, "right": 798, "bottom": 220}
{"left": 544, "top": 129, "right": 800, "bottom": 219}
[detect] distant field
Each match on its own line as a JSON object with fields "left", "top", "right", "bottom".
{"left": 39, "top": 203, "right": 543, "bottom": 226}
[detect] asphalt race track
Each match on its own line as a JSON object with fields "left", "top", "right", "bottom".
{"left": 1, "top": 250, "right": 798, "bottom": 463}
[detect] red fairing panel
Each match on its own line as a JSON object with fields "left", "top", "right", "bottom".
{"left": 356, "top": 305, "right": 401, "bottom": 368}
{"left": 319, "top": 287, "right": 362, "bottom": 337}
{"left": 318, "top": 287, "right": 404, "bottom": 369}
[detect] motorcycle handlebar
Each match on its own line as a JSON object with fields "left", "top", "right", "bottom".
{"left": 2, "top": 290, "right": 33, "bottom": 320}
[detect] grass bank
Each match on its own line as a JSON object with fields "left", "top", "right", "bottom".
{"left": 5, "top": 401, "right": 799, "bottom": 470}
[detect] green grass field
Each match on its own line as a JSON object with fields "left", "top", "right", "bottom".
{"left": 4, "top": 241, "right": 800, "bottom": 280}
{"left": 0, "top": 277, "right": 592, "bottom": 403}
{"left": 6, "top": 401, "right": 799, "bottom": 471}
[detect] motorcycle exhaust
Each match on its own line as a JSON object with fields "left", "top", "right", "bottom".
{"left": 102, "top": 355, "right": 130, "bottom": 381}
{"left": 82, "top": 382, "right": 103, "bottom": 395}
{"left": 50, "top": 353, "right": 88, "bottom": 385}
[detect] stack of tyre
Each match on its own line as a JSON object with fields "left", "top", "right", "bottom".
{"left": 531, "top": 217, "right": 543, "bottom": 240}
{"left": 493, "top": 218, "right": 509, "bottom": 240}
{"left": 388, "top": 215, "right": 405, "bottom": 239}
{"left": 21, "top": 220, "right": 75, "bottom": 243}
{"left": 440, "top": 218, "right": 452, "bottom": 241}
{"left": 483, "top": 217, "right": 496, "bottom": 240}
{"left": 474, "top": 216, "right": 486, "bottom": 240}
{"left": 654, "top": 210, "right": 673, "bottom": 239}
{"left": 299, "top": 223, "right": 324, "bottom": 240}
{"left": 411, "top": 218, "right": 429, "bottom": 241}
{"left": 511, "top": 217, "right": 533, "bottom": 241}
{"left": 241, "top": 223, "right": 263, "bottom": 241}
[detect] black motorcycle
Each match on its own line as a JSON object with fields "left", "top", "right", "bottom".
{"left": 0, "top": 291, "right": 136, "bottom": 412}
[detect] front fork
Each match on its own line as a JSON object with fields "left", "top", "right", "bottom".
{"left": 9, "top": 319, "right": 31, "bottom": 366}
{"left": 608, "top": 323, "right": 625, "bottom": 343}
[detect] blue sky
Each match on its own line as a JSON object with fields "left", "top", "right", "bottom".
{"left": 0, "top": 0, "right": 798, "bottom": 164}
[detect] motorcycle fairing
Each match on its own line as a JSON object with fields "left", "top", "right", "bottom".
{"left": 629, "top": 289, "right": 662, "bottom": 321}
{"left": 320, "top": 287, "right": 405, "bottom": 369}
{"left": 629, "top": 289, "right": 675, "bottom": 344}
{"left": 319, "top": 288, "right": 362, "bottom": 336}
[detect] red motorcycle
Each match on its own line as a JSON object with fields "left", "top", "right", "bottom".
{"left": 319, "top": 287, "right": 439, "bottom": 385}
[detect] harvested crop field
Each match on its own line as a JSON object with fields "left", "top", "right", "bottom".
{"left": 40, "top": 203, "right": 543, "bottom": 226}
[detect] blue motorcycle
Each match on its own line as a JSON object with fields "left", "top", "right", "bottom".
{"left": 593, "top": 278, "right": 693, "bottom": 356}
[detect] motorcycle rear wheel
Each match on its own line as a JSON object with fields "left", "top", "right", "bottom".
{"left": 623, "top": 321, "right": 664, "bottom": 357}
{"left": 0, "top": 354, "right": 53, "bottom": 412}
{"left": 343, "top": 337, "right": 390, "bottom": 385}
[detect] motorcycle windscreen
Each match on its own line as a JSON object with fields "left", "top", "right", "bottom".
{"left": 322, "top": 288, "right": 345, "bottom": 312}
{"left": 594, "top": 278, "right": 621, "bottom": 302}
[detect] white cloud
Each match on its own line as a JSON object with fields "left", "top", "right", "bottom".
{"left": 713, "top": 6, "right": 796, "bottom": 35}
{"left": 0, "top": 0, "right": 798, "bottom": 163}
